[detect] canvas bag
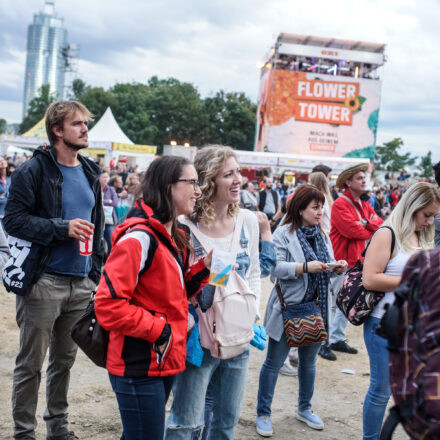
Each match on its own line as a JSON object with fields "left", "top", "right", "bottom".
{"left": 377, "top": 249, "right": 440, "bottom": 440}
{"left": 181, "top": 212, "right": 257, "bottom": 359}
{"left": 2, "top": 236, "right": 43, "bottom": 296}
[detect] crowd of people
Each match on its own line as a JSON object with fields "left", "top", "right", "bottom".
{"left": 1, "top": 100, "right": 440, "bottom": 440}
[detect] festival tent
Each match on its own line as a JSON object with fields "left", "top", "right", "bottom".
{"left": 0, "top": 117, "right": 48, "bottom": 154}
{"left": 87, "top": 107, "right": 156, "bottom": 168}
{"left": 88, "top": 107, "right": 133, "bottom": 145}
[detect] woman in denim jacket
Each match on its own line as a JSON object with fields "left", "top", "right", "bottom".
{"left": 256, "top": 184, "right": 347, "bottom": 437}
{"left": 166, "top": 146, "right": 262, "bottom": 440}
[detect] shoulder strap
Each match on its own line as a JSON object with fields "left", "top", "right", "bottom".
{"left": 230, "top": 211, "right": 244, "bottom": 253}
{"left": 180, "top": 213, "right": 244, "bottom": 254}
{"left": 361, "top": 226, "right": 396, "bottom": 259}
{"left": 275, "top": 281, "right": 287, "bottom": 312}
{"left": 340, "top": 194, "right": 363, "bottom": 221}
{"left": 380, "top": 226, "right": 396, "bottom": 257}
{"left": 131, "top": 224, "right": 185, "bottom": 272}
{"left": 179, "top": 217, "right": 212, "bottom": 254}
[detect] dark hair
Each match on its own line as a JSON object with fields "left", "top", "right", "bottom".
{"left": 242, "top": 182, "right": 250, "bottom": 190}
{"left": 434, "top": 161, "right": 440, "bottom": 187}
{"left": 312, "top": 164, "right": 332, "bottom": 176}
{"left": 141, "top": 156, "right": 192, "bottom": 249}
{"left": 109, "top": 176, "right": 121, "bottom": 187}
{"left": 283, "top": 184, "right": 325, "bottom": 231}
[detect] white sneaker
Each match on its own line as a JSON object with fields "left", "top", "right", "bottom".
{"left": 279, "top": 359, "right": 298, "bottom": 376}
{"left": 288, "top": 347, "right": 299, "bottom": 366}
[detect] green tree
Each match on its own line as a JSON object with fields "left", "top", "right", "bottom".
{"left": 203, "top": 91, "right": 257, "bottom": 150}
{"left": 64, "top": 76, "right": 257, "bottom": 150}
{"left": 111, "top": 82, "right": 157, "bottom": 145}
{"left": 20, "top": 84, "right": 54, "bottom": 133}
{"left": 77, "top": 86, "right": 117, "bottom": 129}
{"left": 69, "top": 78, "right": 89, "bottom": 100}
{"left": 146, "top": 76, "right": 208, "bottom": 147}
{"left": 417, "top": 150, "right": 434, "bottom": 178}
{"left": 0, "top": 118, "right": 6, "bottom": 134}
{"left": 373, "top": 138, "right": 417, "bottom": 172}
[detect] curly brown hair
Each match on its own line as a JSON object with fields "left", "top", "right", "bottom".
{"left": 193, "top": 145, "right": 240, "bottom": 224}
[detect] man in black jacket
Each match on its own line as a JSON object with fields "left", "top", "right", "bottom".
{"left": 3, "top": 101, "right": 104, "bottom": 440}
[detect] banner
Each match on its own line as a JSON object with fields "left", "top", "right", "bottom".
{"left": 112, "top": 143, "right": 157, "bottom": 154}
{"left": 255, "top": 70, "right": 382, "bottom": 159}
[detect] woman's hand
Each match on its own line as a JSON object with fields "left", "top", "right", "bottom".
{"left": 307, "top": 260, "right": 329, "bottom": 273}
{"left": 256, "top": 212, "right": 272, "bottom": 242}
{"left": 203, "top": 250, "right": 213, "bottom": 269}
{"left": 334, "top": 260, "right": 348, "bottom": 274}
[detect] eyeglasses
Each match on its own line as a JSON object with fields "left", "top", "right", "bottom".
{"left": 175, "top": 179, "right": 200, "bottom": 190}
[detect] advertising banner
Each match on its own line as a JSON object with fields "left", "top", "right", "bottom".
{"left": 255, "top": 70, "right": 382, "bottom": 159}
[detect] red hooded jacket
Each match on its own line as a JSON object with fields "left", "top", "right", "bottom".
{"left": 330, "top": 189, "right": 383, "bottom": 267}
{"left": 95, "top": 201, "right": 209, "bottom": 377}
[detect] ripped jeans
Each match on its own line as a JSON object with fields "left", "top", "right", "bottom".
{"left": 165, "top": 347, "right": 250, "bottom": 440}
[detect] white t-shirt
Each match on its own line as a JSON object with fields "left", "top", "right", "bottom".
{"left": 179, "top": 210, "right": 262, "bottom": 311}
{"left": 370, "top": 244, "right": 413, "bottom": 319}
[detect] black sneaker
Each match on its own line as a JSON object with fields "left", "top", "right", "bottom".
{"left": 47, "top": 431, "right": 79, "bottom": 440}
{"left": 330, "top": 340, "right": 358, "bottom": 354}
{"left": 319, "top": 344, "right": 337, "bottom": 361}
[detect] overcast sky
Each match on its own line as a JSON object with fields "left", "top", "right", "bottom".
{"left": 1, "top": 0, "right": 439, "bottom": 162}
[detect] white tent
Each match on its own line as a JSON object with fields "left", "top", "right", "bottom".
{"left": 88, "top": 107, "right": 133, "bottom": 144}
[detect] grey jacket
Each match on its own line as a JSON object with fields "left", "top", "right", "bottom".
{"left": 263, "top": 224, "right": 340, "bottom": 341}
{"left": 435, "top": 213, "right": 440, "bottom": 248}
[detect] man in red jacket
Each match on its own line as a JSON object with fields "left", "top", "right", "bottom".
{"left": 320, "top": 164, "right": 383, "bottom": 361}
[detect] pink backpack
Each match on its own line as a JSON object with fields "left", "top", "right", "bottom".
{"left": 182, "top": 213, "right": 257, "bottom": 359}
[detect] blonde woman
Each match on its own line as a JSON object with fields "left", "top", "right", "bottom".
{"left": 166, "top": 146, "right": 261, "bottom": 440}
{"left": 362, "top": 182, "right": 440, "bottom": 440}
{"left": 309, "top": 171, "right": 333, "bottom": 234}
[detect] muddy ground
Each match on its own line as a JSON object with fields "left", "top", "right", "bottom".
{"left": 0, "top": 278, "right": 407, "bottom": 439}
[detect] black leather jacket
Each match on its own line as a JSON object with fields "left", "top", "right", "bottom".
{"left": 3, "top": 145, "right": 104, "bottom": 285}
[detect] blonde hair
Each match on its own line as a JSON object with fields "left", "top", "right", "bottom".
{"left": 193, "top": 145, "right": 240, "bottom": 224}
{"left": 385, "top": 182, "right": 440, "bottom": 253}
{"left": 309, "top": 171, "right": 333, "bottom": 208}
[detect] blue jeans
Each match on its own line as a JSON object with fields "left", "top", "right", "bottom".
{"left": 363, "top": 317, "right": 391, "bottom": 440}
{"left": 165, "top": 347, "right": 250, "bottom": 440}
{"left": 329, "top": 307, "right": 348, "bottom": 344}
{"left": 257, "top": 336, "right": 321, "bottom": 416}
{"left": 104, "top": 225, "right": 114, "bottom": 254}
{"left": 109, "top": 373, "right": 174, "bottom": 440}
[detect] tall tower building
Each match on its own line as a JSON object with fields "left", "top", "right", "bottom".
{"left": 22, "top": 1, "right": 67, "bottom": 117}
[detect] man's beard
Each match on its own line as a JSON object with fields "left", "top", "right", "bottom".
{"left": 63, "top": 137, "right": 88, "bottom": 151}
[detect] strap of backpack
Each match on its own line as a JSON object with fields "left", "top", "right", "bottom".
{"left": 179, "top": 217, "right": 213, "bottom": 254}
{"left": 230, "top": 211, "right": 244, "bottom": 253}
{"left": 340, "top": 194, "right": 363, "bottom": 222}
{"left": 379, "top": 406, "right": 401, "bottom": 440}
{"left": 180, "top": 212, "right": 244, "bottom": 255}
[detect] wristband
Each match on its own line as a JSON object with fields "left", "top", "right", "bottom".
{"left": 303, "top": 262, "right": 308, "bottom": 273}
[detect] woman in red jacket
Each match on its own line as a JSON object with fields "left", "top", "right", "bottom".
{"left": 95, "top": 156, "right": 211, "bottom": 440}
